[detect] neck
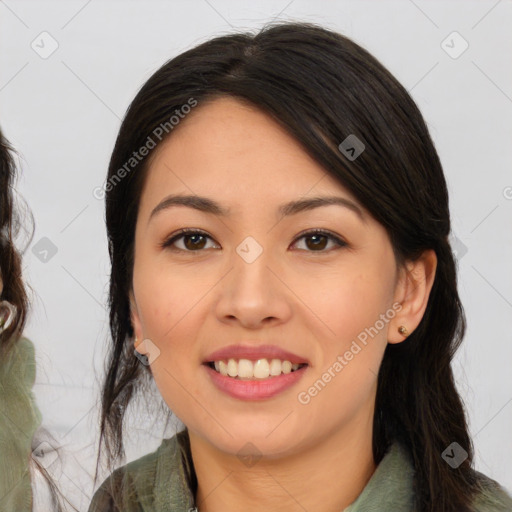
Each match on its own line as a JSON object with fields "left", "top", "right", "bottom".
{"left": 188, "top": 410, "right": 376, "bottom": 512}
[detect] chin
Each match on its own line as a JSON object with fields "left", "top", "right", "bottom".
{"left": 195, "top": 424, "right": 305, "bottom": 460}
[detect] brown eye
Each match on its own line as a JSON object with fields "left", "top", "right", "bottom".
{"left": 304, "top": 233, "right": 328, "bottom": 251}
{"left": 161, "top": 228, "right": 346, "bottom": 253}
{"left": 292, "top": 230, "right": 347, "bottom": 252}
{"left": 182, "top": 233, "right": 208, "bottom": 250}
{"left": 161, "top": 229, "right": 217, "bottom": 252}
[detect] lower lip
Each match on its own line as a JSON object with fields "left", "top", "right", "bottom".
{"left": 203, "top": 363, "right": 308, "bottom": 400}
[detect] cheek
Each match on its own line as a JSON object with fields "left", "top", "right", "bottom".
{"left": 298, "top": 271, "right": 389, "bottom": 416}
{"left": 133, "top": 256, "right": 200, "bottom": 338}
{"left": 135, "top": 273, "right": 203, "bottom": 409}
{"left": 296, "top": 265, "right": 392, "bottom": 407}
{"left": 303, "top": 264, "right": 392, "bottom": 344}
{"left": 132, "top": 262, "right": 211, "bottom": 396}
{"left": 324, "top": 264, "right": 394, "bottom": 371}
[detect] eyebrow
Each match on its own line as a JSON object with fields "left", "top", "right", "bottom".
{"left": 148, "top": 194, "right": 366, "bottom": 225}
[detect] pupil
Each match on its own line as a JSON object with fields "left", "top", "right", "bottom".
{"left": 307, "top": 234, "right": 326, "bottom": 250}
{"left": 185, "top": 234, "right": 205, "bottom": 250}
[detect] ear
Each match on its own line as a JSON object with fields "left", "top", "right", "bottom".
{"left": 129, "top": 290, "right": 145, "bottom": 354}
{"left": 388, "top": 249, "right": 437, "bottom": 344}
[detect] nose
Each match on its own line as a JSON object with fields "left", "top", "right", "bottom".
{"left": 213, "top": 239, "right": 292, "bottom": 330}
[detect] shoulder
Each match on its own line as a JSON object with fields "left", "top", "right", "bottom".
{"left": 0, "top": 336, "right": 36, "bottom": 382}
{"left": 0, "top": 335, "right": 41, "bottom": 435}
{"left": 470, "top": 470, "right": 512, "bottom": 512}
{"left": 88, "top": 437, "right": 175, "bottom": 512}
{"left": 0, "top": 336, "right": 41, "bottom": 511}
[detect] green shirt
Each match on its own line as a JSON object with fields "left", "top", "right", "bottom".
{"left": 0, "top": 337, "right": 42, "bottom": 511}
{"left": 88, "top": 428, "right": 512, "bottom": 511}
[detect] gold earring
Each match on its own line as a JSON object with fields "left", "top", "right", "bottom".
{"left": 398, "top": 325, "right": 408, "bottom": 337}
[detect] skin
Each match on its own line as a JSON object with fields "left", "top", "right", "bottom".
{"left": 130, "top": 96, "right": 437, "bottom": 512}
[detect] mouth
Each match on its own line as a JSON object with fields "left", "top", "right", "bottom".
{"left": 203, "top": 360, "right": 309, "bottom": 381}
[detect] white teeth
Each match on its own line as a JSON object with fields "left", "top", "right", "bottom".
{"left": 238, "top": 359, "right": 254, "bottom": 378}
{"left": 270, "top": 358, "right": 281, "bottom": 376}
{"left": 282, "top": 361, "right": 292, "bottom": 374}
{"left": 227, "top": 359, "right": 238, "bottom": 377}
{"left": 253, "top": 359, "right": 269, "bottom": 379}
{"left": 210, "top": 358, "right": 303, "bottom": 379}
{"left": 218, "top": 360, "right": 228, "bottom": 376}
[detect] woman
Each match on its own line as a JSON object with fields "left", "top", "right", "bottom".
{"left": 0, "top": 127, "right": 42, "bottom": 511}
{"left": 0, "top": 128, "right": 69, "bottom": 511}
{"left": 89, "top": 22, "right": 512, "bottom": 511}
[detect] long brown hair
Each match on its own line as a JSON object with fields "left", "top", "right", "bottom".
{"left": 0, "top": 129, "right": 30, "bottom": 354}
{"left": 97, "top": 21, "right": 482, "bottom": 511}
{"left": 0, "top": 127, "right": 73, "bottom": 511}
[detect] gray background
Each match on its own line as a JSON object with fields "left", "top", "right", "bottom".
{"left": 1, "top": 0, "right": 511, "bottom": 509}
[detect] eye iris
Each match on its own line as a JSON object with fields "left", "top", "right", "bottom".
{"left": 306, "top": 234, "right": 327, "bottom": 251}
{"left": 172, "top": 231, "right": 338, "bottom": 252}
{"left": 184, "top": 234, "right": 206, "bottom": 250}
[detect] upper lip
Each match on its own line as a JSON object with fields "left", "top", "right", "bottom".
{"left": 203, "top": 344, "right": 310, "bottom": 365}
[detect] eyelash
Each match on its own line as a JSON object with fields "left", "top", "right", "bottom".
{"left": 160, "top": 228, "right": 347, "bottom": 253}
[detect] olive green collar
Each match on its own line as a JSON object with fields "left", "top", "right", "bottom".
{"left": 90, "top": 427, "right": 512, "bottom": 511}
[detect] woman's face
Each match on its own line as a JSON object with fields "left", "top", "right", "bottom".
{"left": 130, "top": 96, "right": 411, "bottom": 457}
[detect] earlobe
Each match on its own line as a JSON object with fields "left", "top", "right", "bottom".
{"left": 388, "top": 249, "right": 437, "bottom": 344}
{"left": 133, "top": 336, "right": 145, "bottom": 354}
{"left": 129, "top": 290, "right": 144, "bottom": 351}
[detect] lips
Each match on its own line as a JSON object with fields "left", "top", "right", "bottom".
{"left": 204, "top": 363, "right": 308, "bottom": 400}
{"left": 203, "top": 343, "right": 310, "bottom": 365}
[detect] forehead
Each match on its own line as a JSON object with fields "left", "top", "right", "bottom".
{"left": 138, "top": 96, "right": 362, "bottom": 217}
{"left": 155, "top": 95, "right": 315, "bottom": 168}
